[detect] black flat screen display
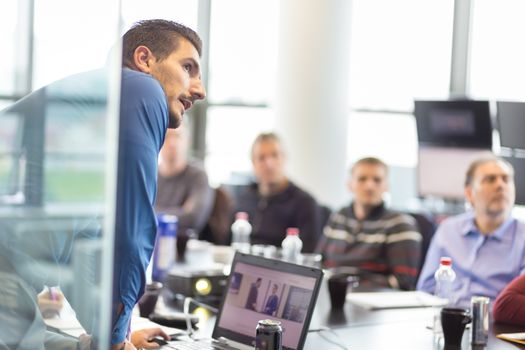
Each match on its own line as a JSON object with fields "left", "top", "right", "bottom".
{"left": 414, "top": 100, "right": 492, "bottom": 149}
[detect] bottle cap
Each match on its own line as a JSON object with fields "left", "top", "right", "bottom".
{"left": 286, "top": 227, "right": 299, "bottom": 236}
{"left": 235, "top": 212, "right": 249, "bottom": 220}
{"left": 439, "top": 256, "right": 452, "bottom": 266}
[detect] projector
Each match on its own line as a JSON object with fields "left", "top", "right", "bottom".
{"left": 164, "top": 264, "right": 228, "bottom": 302}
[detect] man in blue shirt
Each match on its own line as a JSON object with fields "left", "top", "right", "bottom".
{"left": 264, "top": 284, "right": 280, "bottom": 316}
{"left": 417, "top": 156, "right": 525, "bottom": 308}
{"left": 113, "top": 20, "right": 205, "bottom": 349}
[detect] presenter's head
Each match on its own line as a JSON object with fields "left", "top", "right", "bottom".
{"left": 122, "top": 19, "right": 206, "bottom": 128}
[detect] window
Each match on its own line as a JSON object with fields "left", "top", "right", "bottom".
{"left": 0, "top": 1, "right": 18, "bottom": 96}
{"left": 346, "top": 0, "right": 454, "bottom": 168}
{"left": 205, "top": 106, "right": 275, "bottom": 185}
{"left": 348, "top": 0, "right": 454, "bottom": 111}
{"left": 33, "top": 0, "right": 119, "bottom": 89}
{"left": 121, "top": 0, "right": 198, "bottom": 33}
{"left": 469, "top": 0, "right": 525, "bottom": 100}
{"left": 208, "top": 0, "right": 279, "bottom": 104}
{"left": 347, "top": 112, "right": 418, "bottom": 168}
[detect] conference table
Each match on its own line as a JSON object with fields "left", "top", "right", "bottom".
{"left": 163, "top": 244, "right": 525, "bottom": 350}
{"left": 303, "top": 281, "right": 525, "bottom": 350}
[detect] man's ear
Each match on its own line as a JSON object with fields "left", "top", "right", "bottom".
{"left": 133, "top": 46, "right": 155, "bottom": 73}
{"left": 465, "top": 185, "right": 473, "bottom": 206}
{"left": 346, "top": 178, "right": 354, "bottom": 194}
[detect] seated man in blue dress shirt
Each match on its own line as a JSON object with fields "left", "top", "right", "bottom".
{"left": 417, "top": 156, "right": 525, "bottom": 308}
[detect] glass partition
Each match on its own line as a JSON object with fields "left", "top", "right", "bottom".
{"left": 0, "top": 2, "right": 120, "bottom": 348}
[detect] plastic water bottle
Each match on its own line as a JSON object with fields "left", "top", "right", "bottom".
{"left": 433, "top": 256, "right": 456, "bottom": 337}
{"left": 231, "top": 212, "right": 252, "bottom": 253}
{"left": 281, "top": 227, "right": 303, "bottom": 263}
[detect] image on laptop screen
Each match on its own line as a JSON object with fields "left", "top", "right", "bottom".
{"left": 212, "top": 253, "right": 323, "bottom": 350}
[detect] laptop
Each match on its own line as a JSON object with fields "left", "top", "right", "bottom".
{"left": 166, "top": 252, "right": 324, "bottom": 350}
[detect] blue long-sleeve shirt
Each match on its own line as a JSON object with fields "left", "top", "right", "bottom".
{"left": 417, "top": 212, "right": 525, "bottom": 308}
{"left": 112, "top": 69, "right": 168, "bottom": 344}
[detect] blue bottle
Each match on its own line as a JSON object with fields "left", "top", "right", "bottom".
{"left": 152, "top": 214, "right": 177, "bottom": 282}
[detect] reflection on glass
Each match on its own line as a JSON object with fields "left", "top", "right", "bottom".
{"left": 0, "top": 61, "right": 116, "bottom": 349}
{"left": 33, "top": 0, "right": 118, "bottom": 90}
{"left": 0, "top": 1, "right": 17, "bottom": 95}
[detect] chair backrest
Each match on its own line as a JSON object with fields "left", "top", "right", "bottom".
{"left": 198, "top": 186, "right": 234, "bottom": 245}
{"left": 407, "top": 212, "right": 437, "bottom": 276}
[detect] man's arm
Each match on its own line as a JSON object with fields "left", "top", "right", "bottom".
{"left": 384, "top": 214, "right": 422, "bottom": 290}
{"left": 493, "top": 274, "right": 525, "bottom": 325}
{"left": 156, "top": 166, "right": 214, "bottom": 232}
{"left": 296, "top": 196, "right": 323, "bottom": 253}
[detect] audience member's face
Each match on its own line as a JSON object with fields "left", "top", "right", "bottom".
{"left": 148, "top": 38, "right": 206, "bottom": 128}
{"left": 252, "top": 139, "right": 286, "bottom": 186}
{"left": 272, "top": 285, "right": 278, "bottom": 294}
{"left": 348, "top": 163, "right": 388, "bottom": 207}
{"left": 465, "top": 160, "right": 515, "bottom": 219}
{"left": 159, "top": 128, "right": 188, "bottom": 163}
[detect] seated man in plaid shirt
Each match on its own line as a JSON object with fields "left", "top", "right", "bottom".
{"left": 316, "top": 157, "right": 422, "bottom": 290}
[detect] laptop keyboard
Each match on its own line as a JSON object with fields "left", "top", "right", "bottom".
{"left": 166, "top": 340, "right": 241, "bottom": 350}
{"left": 169, "top": 342, "right": 216, "bottom": 350}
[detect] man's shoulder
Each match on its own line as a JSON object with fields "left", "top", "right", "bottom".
{"left": 440, "top": 212, "right": 473, "bottom": 226}
{"left": 186, "top": 159, "right": 208, "bottom": 175}
{"left": 381, "top": 208, "right": 415, "bottom": 222}
{"left": 121, "top": 69, "right": 165, "bottom": 101}
{"left": 287, "top": 181, "right": 317, "bottom": 203}
{"left": 434, "top": 212, "right": 473, "bottom": 237}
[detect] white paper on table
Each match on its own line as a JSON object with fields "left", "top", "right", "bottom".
{"left": 44, "top": 297, "right": 87, "bottom": 338}
{"left": 346, "top": 291, "right": 449, "bottom": 310}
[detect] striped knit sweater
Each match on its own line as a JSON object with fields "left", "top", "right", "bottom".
{"left": 316, "top": 203, "right": 422, "bottom": 290}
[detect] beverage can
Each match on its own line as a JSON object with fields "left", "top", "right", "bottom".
{"left": 152, "top": 214, "right": 177, "bottom": 282}
{"left": 255, "top": 319, "right": 282, "bottom": 350}
{"left": 470, "top": 296, "right": 489, "bottom": 345}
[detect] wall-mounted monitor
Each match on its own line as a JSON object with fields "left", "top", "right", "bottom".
{"left": 418, "top": 147, "right": 493, "bottom": 200}
{"left": 414, "top": 100, "right": 492, "bottom": 149}
{"left": 496, "top": 101, "right": 525, "bottom": 149}
{"left": 503, "top": 156, "right": 525, "bottom": 206}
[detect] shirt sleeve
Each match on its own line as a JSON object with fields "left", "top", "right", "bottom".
{"left": 112, "top": 70, "right": 168, "bottom": 344}
{"left": 385, "top": 215, "right": 422, "bottom": 290}
{"left": 296, "top": 196, "right": 322, "bottom": 253}
{"left": 493, "top": 273, "right": 525, "bottom": 325}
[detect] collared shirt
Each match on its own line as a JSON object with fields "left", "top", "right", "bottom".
{"left": 417, "top": 212, "right": 525, "bottom": 308}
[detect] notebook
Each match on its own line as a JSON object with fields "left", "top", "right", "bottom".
{"left": 166, "top": 252, "right": 324, "bottom": 350}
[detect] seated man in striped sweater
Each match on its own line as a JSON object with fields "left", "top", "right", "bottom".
{"left": 316, "top": 157, "right": 422, "bottom": 290}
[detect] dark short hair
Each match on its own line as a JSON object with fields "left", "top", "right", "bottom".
{"left": 464, "top": 156, "right": 514, "bottom": 186}
{"left": 122, "top": 19, "right": 202, "bottom": 67}
{"left": 251, "top": 132, "right": 283, "bottom": 158}
{"left": 350, "top": 157, "right": 388, "bottom": 175}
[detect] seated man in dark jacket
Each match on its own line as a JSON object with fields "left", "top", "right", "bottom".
{"left": 232, "top": 132, "right": 324, "bottom": 252}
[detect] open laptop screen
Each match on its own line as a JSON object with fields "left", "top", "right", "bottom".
{"left": 213, "top": 253, "right": 323, "bottom": 350}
